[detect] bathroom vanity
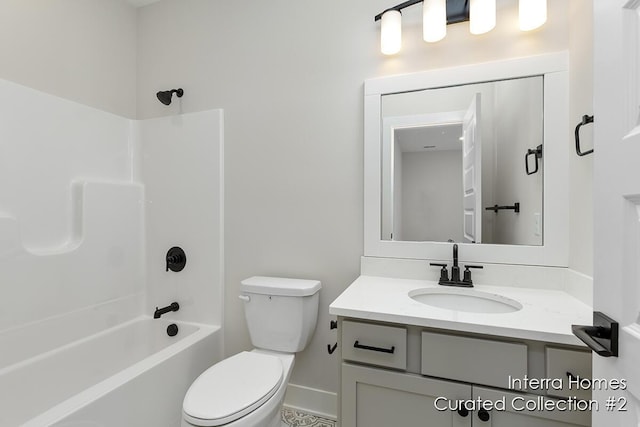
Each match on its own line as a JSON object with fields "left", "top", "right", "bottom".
{"left": 338, "top": 52, "right": 596, "bottom": 426}
{"left": 330, "top": 276, "right": 593, "bottom": 427}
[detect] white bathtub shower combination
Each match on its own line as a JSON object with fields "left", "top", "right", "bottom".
{"left": 0, "top": 79, "right": 225, "bottom": 426}
{"left": 0, "top": 303, "right": 221, "bottom": 427}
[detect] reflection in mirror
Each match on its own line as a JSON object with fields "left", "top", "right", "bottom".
{"left": 381, "top": 76, "right": 543, "bottom": 246}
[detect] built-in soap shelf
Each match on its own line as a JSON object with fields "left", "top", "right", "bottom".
{"left": 0, "top": 180, "right": 143, "bottom": 256}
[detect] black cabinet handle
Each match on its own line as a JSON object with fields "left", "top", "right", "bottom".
{"left": 457, "top": 408, "right": 469, "bottom": 417}
{"left": 353, "top": 340, "right": 395, "bottom": 354}
{"left": 478, "top": 408, "right": 491, "bottom": 422}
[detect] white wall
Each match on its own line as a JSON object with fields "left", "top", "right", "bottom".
{"left": 393, "top": 140, "right": 404, "bottom": 240}
{"left": 492, "top": 78, "right": 544, "bottom": 245}
{"left": 0, "top": 0, "right": 137, "bottom": 118}
{"left": 568, "top": 2, "right": 594, "bottom": 277}
{"left": 137, "top": 0, "right": 581, "bottom": 400}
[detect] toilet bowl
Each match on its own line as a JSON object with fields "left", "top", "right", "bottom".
{"left": 182, "top": 277, "right": 321, "bottom": 427}
{"left": 182, "top": 350, "right": 294, "bottom": 427}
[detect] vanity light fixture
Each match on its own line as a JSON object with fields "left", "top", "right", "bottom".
{"left": 519, "top": 0, "right": 547, "bottom": 31}
{"left": 376, "top": 0, "right": 547, "bottom": 55}
{"left": 423, "top": 0, "right": 447, "bottom": 43}
{"left": 381, "top": 9, "right": 402, "bottom": 55}
{"left": 469, "top": 0, "right": 496, "bottom": 35}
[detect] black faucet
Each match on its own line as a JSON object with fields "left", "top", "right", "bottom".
{"left": 154, "top": 302, "right": 180, "bottom": 319}
{"left": 451, "top": 244, "right": 460, "bottom": 283}
{"left": 430, "top": 244, "right": 483, "bottom": 287}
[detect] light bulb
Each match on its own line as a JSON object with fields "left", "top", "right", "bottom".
{"left": 381, "top": 9, "right": 402, "bottom": 55}
{"left": 519, "top": 0, "right": 547, "bottom": 31}
{"left": 423, "top": 0, "right": 447, "bottom": 43}
{"left": 470, "top": 0, "right": 496, "bottom": 35}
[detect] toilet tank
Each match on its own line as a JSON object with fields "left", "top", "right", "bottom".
{"left": 240, "top": 276, "right": 321, "bottom": 353}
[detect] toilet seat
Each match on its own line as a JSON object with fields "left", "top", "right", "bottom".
{"left": 183, "top": 351, "right": 284, "bottom": 427}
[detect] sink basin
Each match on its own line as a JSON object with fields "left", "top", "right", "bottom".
{"left": 409, "top": 288, "right": 523, "bottom": 314}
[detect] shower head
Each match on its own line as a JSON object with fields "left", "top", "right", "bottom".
{"left": 156, "top": 88, "right": 184, "bottom": 105}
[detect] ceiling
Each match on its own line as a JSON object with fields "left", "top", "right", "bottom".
{"left": 395, "top": 123, "right": 463, "bottom": 153}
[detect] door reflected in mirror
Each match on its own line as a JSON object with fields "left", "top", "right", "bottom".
{"left": 381, "top": 76, "right": 543, "bottom": 246}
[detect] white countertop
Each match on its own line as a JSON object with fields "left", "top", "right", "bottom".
{"left": 329, "top": 275, "right": 593, "bottom": 346}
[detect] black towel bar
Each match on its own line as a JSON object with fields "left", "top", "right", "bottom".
{"left": 485, "top": 203, "right": 520, "bottom": 213}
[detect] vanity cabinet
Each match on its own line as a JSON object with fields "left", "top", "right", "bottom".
{"left": 339, "top": 319, "right": 592, "bottom": 427}
{"left": 342, "top": 363, "right": 472, "bottom": 427}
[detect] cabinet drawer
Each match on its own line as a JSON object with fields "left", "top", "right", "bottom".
{"left": 545, "top": 347, "right": 592, "bottom": 400}
{"left": 342, "top": 321, "right": 407, "bottom": 370}
{"left": 421, "top": 331, "right": 527, "bottom": 389}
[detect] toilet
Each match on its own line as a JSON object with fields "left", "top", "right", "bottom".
{"left": 182, "top": 276, "right": 321, "bottom": 427}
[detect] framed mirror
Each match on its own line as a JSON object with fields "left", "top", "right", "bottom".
{"left": 364, "top": 53, "right": 569, "bottom": 266}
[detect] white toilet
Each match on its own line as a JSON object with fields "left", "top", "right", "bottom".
{"left": 182, "top": 276, "right": 321, "bottom": 427}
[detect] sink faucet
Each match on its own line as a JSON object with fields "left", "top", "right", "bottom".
{"left": 430, "top": 244, "right": 483, "bottom": 287}
{"left": 154, "top": 302, "right": 180, "bottom": 319}
{"left": 451, "top": 244, "right": 460, "bottom": 283}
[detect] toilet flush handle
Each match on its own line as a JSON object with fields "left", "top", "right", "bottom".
{"left": 238, "top": 295, "right": 251, "bottom": 302}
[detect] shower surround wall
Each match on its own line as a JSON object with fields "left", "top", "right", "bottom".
{"left": 0, "top": 76, "right": 224, "bottom": 424}
{"left": 138, "top": 110, "right": 224, "bottom": 327}
{"left": 0, "top": 76, "right": 224, "bottom": 331}
{"left": 0, "top": 78, "right": 144, "bottom": 333}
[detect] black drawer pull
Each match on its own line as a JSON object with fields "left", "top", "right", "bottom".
{"left": 353, "top": 340, "right": 395, "bottom": 354}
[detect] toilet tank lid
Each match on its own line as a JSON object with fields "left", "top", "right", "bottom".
{"left": 241, "top": 276, "right": 321, "bottom": 296}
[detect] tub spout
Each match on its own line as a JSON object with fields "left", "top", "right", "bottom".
{"left": 154, "top": 302, "right": 179, "bottom": 319}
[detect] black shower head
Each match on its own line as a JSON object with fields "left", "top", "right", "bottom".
{"left": 156, "top": 88, "right": 184, "bottom": 105}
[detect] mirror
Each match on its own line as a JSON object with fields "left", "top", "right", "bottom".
{"left": 364, "top": 53, "right": 570, "bottom": 266}
{"left": 381, "top": 76, "right": 544, "bottom": 246}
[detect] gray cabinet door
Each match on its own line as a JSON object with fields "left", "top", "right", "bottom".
{"left": 341, "top": 363, "right": 472, "bottom": 427}
{"left": 473, "top": 387, "right": 591, "bottom": 427}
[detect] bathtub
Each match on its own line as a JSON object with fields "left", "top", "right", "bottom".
{"left": 0, "top": 315, "right": 221, "bottom": 426}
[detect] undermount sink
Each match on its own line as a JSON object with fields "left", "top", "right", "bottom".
{"left": 409, "top": 288, "right": 523, "bottom": 314}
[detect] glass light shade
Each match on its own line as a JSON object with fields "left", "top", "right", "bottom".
{"left": 519, "top": 0, "right": 547, "bottom": 31}
{"left": 469, "top": 0, "right": 496, "bottom": 35}
{"left": 381, "top": 10, "right": 402, "bottom": 55}
{"left": 423, "top": 0, "right": 447, "bottom": 43}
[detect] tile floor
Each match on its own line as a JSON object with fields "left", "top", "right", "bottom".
{"left": 281, "top": 407, "right": 337, "bottom": 427}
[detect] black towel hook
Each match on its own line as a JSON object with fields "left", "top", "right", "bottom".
{"left": 575, "top": 115, "right": 594, "bottom": 156}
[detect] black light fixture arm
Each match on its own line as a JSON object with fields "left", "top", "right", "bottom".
{"left": 375, "top": 0, "right": 422, "bottom": 21}
{"left": 375, "top": 0, "right": 470, "bottom": 24}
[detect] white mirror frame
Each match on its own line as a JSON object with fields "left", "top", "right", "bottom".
{"left": 364, "top": 52, "right": 570, "bottom": 266}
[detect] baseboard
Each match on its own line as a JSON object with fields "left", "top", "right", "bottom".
{"left": 284, "top": 383, "right": 337, "bottom": 420}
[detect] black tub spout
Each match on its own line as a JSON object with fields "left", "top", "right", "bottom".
{"left": 154, "top": 302, "right": 179, "bottom": 319}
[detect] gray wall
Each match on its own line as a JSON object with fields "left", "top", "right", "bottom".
{"left": 401, "top": 150, "right": 464, "bottom": 242}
